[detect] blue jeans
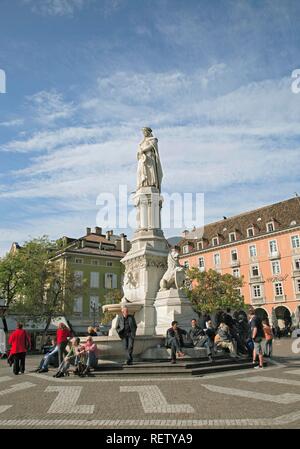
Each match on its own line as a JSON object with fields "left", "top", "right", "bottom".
{"left": 85, "top": 351, "right": 98, "bottom": 369}
{"left": 42, "top": 345, "right": 59, "bottom": 369}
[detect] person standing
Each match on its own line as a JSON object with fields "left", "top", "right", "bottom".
{"left": 8, "top": 323, "right": 31, "bottom": 375}
{"left": 116, "top": 306, "right": 137, "bottom": 365}
{"left": 249, "top": 309, "right": 265, "bottom": 369}
{"left": 56, "top": 323, "right": 72, "bottom": 365}
{"left": 262, "top": 319, "right": 273, "bottom": 358}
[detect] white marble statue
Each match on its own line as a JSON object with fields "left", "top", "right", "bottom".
{"left": 159, "top": 249, "right": 186, "bottom": 290}
{"left": 137, "top": 127, "right": 163, "bottom": 192}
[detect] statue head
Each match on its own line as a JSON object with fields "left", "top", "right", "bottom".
{"left": 142, "top": 127, "right": 153, "bottom": 137}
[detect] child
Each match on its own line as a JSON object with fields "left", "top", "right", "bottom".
{"left": 262, "top": 319, "right": 273, "bottom": 357}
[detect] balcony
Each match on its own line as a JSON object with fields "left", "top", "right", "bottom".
{"left": 249, "top": 275, "right": 263, "bottom": 283}
{"left": 251, "top": 297, "right": 266, "bottom": 305}
{"left": 292, "top": 268, "right": 300, "bottom": 278}
{"left": 230, "top": 259, "right": 240, "bottom": 268}
{"left": 274, "top": 294, "right": 286, "bottom": 303}
{"left": 269, "top": 251, "right": 281, "bottom": 260}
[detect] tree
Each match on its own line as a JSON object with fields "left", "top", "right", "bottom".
{"left": 9, "top": 237, "right": 85, "bottom": 336}
{"left": 185, "top": 267, "right": 245, "bottom": 314}
{"left": 0, "top": 252, "right": 24, "bottom": 308}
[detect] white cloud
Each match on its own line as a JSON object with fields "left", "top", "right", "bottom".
{"left": 25, "top": 90, "right": 75, "bottom": 125}
{"left": 23, "top": 0, "right": 89, "bottom": 17}
{"left": 1, "top": 70, "right": 300, "bottom": 255}
{"left": 0, "top": 119, "right": 24, "bottom": 127}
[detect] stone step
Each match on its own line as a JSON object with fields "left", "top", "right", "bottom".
{"left": 93, "top": 360, "right": 256, "bottom": 377}
{"left": 185, "top": 357, "right": 251, "bottom": 370}
{"left": 191, "top": 361, "right": 255, "bottom": 376}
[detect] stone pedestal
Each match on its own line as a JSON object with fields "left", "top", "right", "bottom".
{"left": 121, "top": 236, "right": 169, "bottom": 336}
{"left": 154, "top": 288, "right": 198, "bottom": 335}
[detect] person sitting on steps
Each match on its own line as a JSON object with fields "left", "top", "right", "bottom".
{"left": 53, "top": 337, "right": 81, "bottom": 378}
{"left": 77, "top": 336, "right": 99, "bottom": 376}
{"left": 165, "top": 321, "right": 187, "bottom": 364}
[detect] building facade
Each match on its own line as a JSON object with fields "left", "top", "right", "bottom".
{"left": 52, "top": 227, "right": 130, "bottom": 332}
{"left": 179, "top": 197, "right": 300, "bottom": 330}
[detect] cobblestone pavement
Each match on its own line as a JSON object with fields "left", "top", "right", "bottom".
{"left": 0, "top": 339, "right": 299, "bottom": 429}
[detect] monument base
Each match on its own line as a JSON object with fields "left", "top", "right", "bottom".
{"left": 93, "top": 335, "right": 164, "bottom": 360}
{"left": 154, "top": 288, "right": 198, "bottom": 335}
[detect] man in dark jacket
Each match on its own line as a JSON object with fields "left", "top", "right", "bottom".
{"left": 165, "top": 321, "right": 187, "bottom": 364}
{"left": 116, "top": 306, "right": 137, "bottom": 365}
{"left": 188, "top": 319, "right": 214, "bottom": 361}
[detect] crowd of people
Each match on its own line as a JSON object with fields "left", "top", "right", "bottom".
{"left": 165, "top": 308, "right": 274, "bottom": 367}
{"left": 6, "top": 307, "right": 274, "bottom": 376}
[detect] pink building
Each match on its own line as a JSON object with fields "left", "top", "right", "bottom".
{"left": 179, "top": 197, "right": 300, "bottom": 331}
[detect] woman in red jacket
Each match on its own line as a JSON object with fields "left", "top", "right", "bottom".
{"left": 8, "top": 323, "right": 31, "bottom": 375}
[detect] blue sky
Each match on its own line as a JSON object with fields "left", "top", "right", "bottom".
{"left": 0, "top": 0, "right": 300, "bottom": 254}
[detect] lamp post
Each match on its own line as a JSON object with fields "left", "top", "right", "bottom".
{"left": 90, "top": 300, "right": 97, "bottom": 328}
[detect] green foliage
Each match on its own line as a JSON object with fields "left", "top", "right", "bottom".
{"left": 185, "top": 267, "right": 245, "bottom": 314}
{"left": 0, "top": 252, "right": 24, "bottom": 307}
{"left": 1, "top": 236, "right": 85, "bottom": 331}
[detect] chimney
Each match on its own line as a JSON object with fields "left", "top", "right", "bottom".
{"left": 95, "top": 226, "right": 102, "bottom": 235}
{"left": 86, "top": 227, "right": 91, "bottom": 235}
{"left": 106, "top": 230, "right": 113, "bottom": 240}
{"left": 120, "top": 233, "right": 127, "bottom": 252}
{"left": 182, "top": 230, "right": 189, "bottom": 238}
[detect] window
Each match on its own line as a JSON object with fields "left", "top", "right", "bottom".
{"left": 214, "top": 253, "right": 221, "bottom": 266}
{"left": 274, "top": 282, "right": 283, "bottom": 296}
{"left": 247, "top": 227, "right": 254, "bottom": 237}
{"left": 229, "top": 232, "right": 236, "bottom": 242}
{"left": 73, "top": 297, "right": 83, "bottom": 314}
{"left": 106, "top": 261, "right": 113, "bottom": 267}
{"left": 196, "top": 241, "right": 203, "bottom": 251}
{"left": 291, "top": 235, "right": 300, "bottom": 249}
{"left": 251, "top": 265, "right": 259, "bottom": 277}
{"left": 212, "top": 237, "right": 219, "bottom": 246}
{"left": 232, "top": 268, "right": 240, "bottom": 278}
{"left": 198, "top": 257, "right": 205, "bottom": 269}
{"left": 89, "top": 296, "right": 99, "bottom": 317}
{"left": 296, "top": 279, "right": 300, "bottom": 292}
{"left": 231, "top": 249, "right": 238, "bottom": 261}
{"left": 267, "top": 222, "right": 274, "bottom": 232}
{"left": 75, "top": 258, "right": 83, "bottom": 264}
{"left": 184, "top": 261, "right": 189, "bottom": 269}
{"left": 253, "top": 285, "right": 262, "bottom": 298}
{"left": 269, "top": 240, "right": 278, "bottom": 255}
{"left": 182, "top": 245, "right": 189, "bottom": 254}
{"left": 105, "top": 273, "right": 117, "bottom": 289}
{"left": 271, "top": 261, "right": 281, "bottom": 275}
{"left": 92, "top": 260, "right": 98, "bottom": 266}
{"left": 74, "top": 271, "right": 83, "bottom": 287}
{"left": 294, "top": 258, "right": 300, "bottom": 270}
{"left": 90, "top": 272, "right": 99, "bottom": 288}
{"left": 249, "top": 245, "right": 257, "bottom": 257}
